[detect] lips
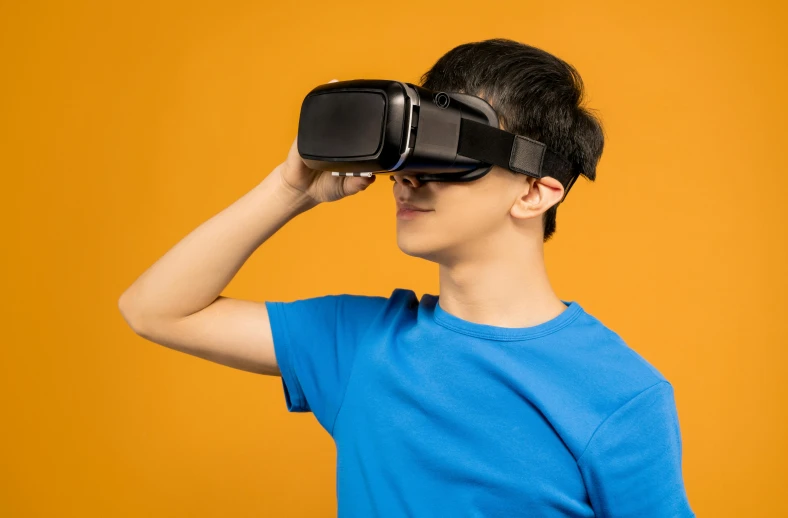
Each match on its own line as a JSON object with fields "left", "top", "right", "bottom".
{"left": 396, "top": 201, "right": 431, "bottom": 212}
{"left": 396, "top": 201, "right": 433, "bottom": 221}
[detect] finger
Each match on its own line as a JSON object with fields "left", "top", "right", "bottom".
{"left": 344, "top": 174, "right": 375, "bottom": 194}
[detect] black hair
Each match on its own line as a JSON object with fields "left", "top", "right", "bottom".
{"left": 420, "top": 38, "right": 605, "bottom": 242}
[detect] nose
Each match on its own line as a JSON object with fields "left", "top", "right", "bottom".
{"left": 391, "top": 173, "right": 423, "bottom": 188}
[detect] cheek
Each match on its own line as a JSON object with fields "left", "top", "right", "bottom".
{"left": 434, "top": 193, "right": 505, "bottom": 239}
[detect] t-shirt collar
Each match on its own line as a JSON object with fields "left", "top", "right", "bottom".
{"left": 427, "top": 295, "right": 583, "bottom": 341}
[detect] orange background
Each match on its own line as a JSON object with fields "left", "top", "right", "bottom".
{"left": 1, "top": 0, "right": 786, "bottom": 516}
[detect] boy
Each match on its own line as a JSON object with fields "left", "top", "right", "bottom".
{"left": 119, "top": 39, "right": 695, "bottom": 517}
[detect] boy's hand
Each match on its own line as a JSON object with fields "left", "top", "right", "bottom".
{"left": 276, "top": 79, "right": 376, "bottom": 205}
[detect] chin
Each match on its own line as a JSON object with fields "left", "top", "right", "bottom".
{"left": 396, "top": 233, "right": 447, "bottom": 263}
{"left": 396, "top": 236, "right": 427, "bottom": 259}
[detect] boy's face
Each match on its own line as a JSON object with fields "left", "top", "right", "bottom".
{"left": 392, "top": 166, "right": 535, "bottom": 264}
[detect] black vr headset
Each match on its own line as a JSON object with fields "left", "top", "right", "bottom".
{"left": 297, "top": 79, "right": 579, "bottom": 202}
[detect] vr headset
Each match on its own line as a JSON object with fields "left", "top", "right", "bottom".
{"left": 297, "top": 79, "right": 579, "bottom": 202}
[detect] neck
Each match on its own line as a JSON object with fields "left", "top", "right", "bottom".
{"left": 437, "top": 240, "right": 567, "bottom": 328}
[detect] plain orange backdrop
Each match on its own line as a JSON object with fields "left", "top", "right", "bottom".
{"left": 1, "top": 0, "right": 786, "bottom": 516}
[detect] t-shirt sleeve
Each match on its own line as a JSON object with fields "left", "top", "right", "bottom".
{"left": 577, "top": 381, "right": 696, "bottom": 517}
{"left": 265, "top": 293, "right": 390, "bottom": 434}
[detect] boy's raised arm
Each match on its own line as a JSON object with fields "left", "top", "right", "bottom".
{"left": 117, "top": 134, "right": 375, "bottom": 375}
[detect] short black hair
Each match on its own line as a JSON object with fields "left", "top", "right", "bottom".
{"left": 420, "top": 38, "right": 605, "bottom": 242}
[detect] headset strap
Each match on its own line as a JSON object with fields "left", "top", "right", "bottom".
{"left": 457, "top": 118, "right": 579, "bottom": 199}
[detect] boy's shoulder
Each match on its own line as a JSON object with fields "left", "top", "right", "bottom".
{"left": 569, "top": 307, "right": 668, "bottom": 386}
{"left": 527, "top": 305, "right": 674, "bottom": 458}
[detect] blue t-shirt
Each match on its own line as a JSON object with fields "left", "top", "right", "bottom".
{"left": 266, "top": 289, "right": 694, "bottom": 517}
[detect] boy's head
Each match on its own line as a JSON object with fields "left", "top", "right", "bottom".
{"left": 393, "top": 39, "right": 604, "bottom": 265}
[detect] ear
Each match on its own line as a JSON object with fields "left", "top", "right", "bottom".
{"left": 510, "top": 175, "right": 565, "bottom": 220}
